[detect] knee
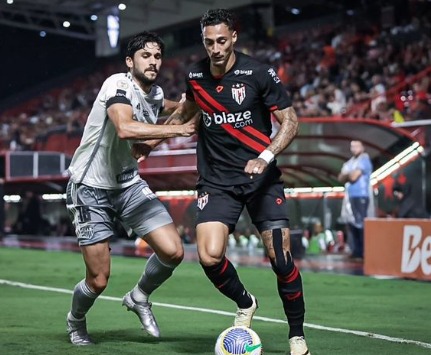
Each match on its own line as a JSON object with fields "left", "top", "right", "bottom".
{"left": 270, "top": 251, "right": 295, "bottom": 276}
{"left": 170, "top": 248, "right": 184, "bottom": 265}
{"left": 159, "top": 248, "right": 184, "bottom": 266}
{"left": 198, "top": 249, "right": 224, "bottom": 267}
{"left": 87, "top": 274, "right": 109, "bottom": 294}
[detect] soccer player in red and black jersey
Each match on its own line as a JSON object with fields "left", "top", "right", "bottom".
{"left": 168, "top": 8, "right": 310, "bottom": 355}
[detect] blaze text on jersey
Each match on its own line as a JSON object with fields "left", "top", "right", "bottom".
{"left": 202, "top": 111, "right": 253, "bottom": 129}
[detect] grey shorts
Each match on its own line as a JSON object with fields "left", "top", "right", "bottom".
{"left": 66, "top": 180, "right": 173, "bottom": 246}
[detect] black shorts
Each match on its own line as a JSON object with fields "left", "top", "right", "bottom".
{"left": 196, "top": 179, "right": 289, "bottom": 233}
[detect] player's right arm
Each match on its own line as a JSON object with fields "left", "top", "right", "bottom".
{"left": 107, "top": 102, "right": 195, "bottom": 140}
{"left": 130, "top": 100, "right": 201, "bottom": 162}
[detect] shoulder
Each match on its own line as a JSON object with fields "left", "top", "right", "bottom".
{"left": 236, "top": 51, "right": 270, "bottom": 73}
{"left": 360, "top": 153, "right": 372, "bottom": 163}
{"left": 104, "top": 73, "right": 132, "bottom": 90}
{"left": 235, "top": 52, "right": 277, "bottom": 83}
{"left": 186, "top": 57, "right": 208, "bottom": 79}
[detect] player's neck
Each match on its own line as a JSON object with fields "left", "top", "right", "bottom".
{"left": 210, "top": 51, "right": 236, "bottom": 77}
{"left": 135, "top": 79, "right": 152, "bottom": 94}
{"left": 128, "top": 72, "right": 152, "bottom": 94}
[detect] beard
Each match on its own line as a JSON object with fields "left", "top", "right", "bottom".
{"left": 134, "top": 69, "right": 157, "bottom": 86}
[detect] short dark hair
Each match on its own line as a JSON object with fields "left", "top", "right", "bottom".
{"left": 200, "top": 8, "right": 236, "bottom": 32}
{"left": 126, "top": 31, "right": 165, "bottom": 58}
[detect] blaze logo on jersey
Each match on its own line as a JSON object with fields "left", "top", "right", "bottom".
{"left": 201, "top": 110, "right": 253, "bottom": 128}
{"left": 189, "top": 71, "right": 203, "bottom": 78}
{"left": 232, "top": 83, "right": 246, "bottom": 105}
{"left": 197, "top": 192, "right": 209, "bottom": 210}
{"left": 202, "top": 111, "right": 212, "bottom": 126}
{"left": 234, "top": 69, "right": 253, "bottom": 75}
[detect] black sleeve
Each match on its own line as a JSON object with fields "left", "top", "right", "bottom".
{"left": 257, "top": 65, "right": 291, "bottom": 111}
{"left": 106, "top": 89, "right": 132, "bottom": 108}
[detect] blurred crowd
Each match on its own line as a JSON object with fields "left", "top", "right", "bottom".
{"left": 1, "top": 10, "right": 430, "bottom": 152}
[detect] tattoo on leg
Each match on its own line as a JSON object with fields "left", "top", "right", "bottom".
{"left": 261, "top": 229, "right": 291, "bottom": 259}
{"left": 261, "top": 230, "right": 273, "bottom": 255}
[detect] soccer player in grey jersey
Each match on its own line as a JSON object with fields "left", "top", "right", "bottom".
{"left": 65, "top": 32, "right": 195, "bottom": 345}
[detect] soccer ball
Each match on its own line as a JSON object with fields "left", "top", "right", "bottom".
{"left": 214, "top": 326, "right": 262, "bottom": 355}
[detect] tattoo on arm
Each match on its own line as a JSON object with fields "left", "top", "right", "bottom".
{"left": 267, "top": 106, "right": 299, "bottom": 155}
{"left": 164, "top": 112, "right": 186, "bottom": 125}
{"left": 165, "top": 102, "right": 200, "bottom": 125}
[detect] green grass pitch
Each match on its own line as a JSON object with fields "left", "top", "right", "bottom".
{"left": 0, "top": 247, "right": 430, "bottom": 354}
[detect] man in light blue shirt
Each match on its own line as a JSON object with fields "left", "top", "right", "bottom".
{"left": 338, "top": 140, "right": 373, "bottom": 259}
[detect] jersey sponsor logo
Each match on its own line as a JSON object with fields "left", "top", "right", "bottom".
{"left": 232, "top": 83, "right": 246, "bottom": 105}
{"left": 234, "top": 69, "right": 253, "bottom": 75}
{"left": 116, "top": 169, "right": 138, "bottom": 183}
{"left": 115, "top": 89, "right": 127, "bottom": 98}
{"left": 202, "top": 111, "right": 212, "bottom": 126}
{"left": 202, "top": 110, "right": 253, "bottom": 129}
{"left": 267, "top": 68, "right": 281, "bottom": 83}
{"left": 197, "top": 192, "right": 209, "bottom": 210}
{"left": 189, "top": 71, "right": 203, "bottom": 79}
{"left": 189, "top": 79, "right": 270, "bottom": 151}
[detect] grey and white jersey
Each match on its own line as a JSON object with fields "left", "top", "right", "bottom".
{"left": 68, "top": 72, "right": 164, "bottom": 189}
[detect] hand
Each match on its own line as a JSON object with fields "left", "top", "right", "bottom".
{"left": 180, "top": 119, "right": 196, "bottom": 137}
{"left": 244, "top": 157, "right": 268, "bottom": 176}
{"left": 132, "top": 142, "right": 155, "bottom": 163}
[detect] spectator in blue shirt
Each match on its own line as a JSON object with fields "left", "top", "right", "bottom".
{"left": 338, "top": 140, "right": 373, "bottom": 260}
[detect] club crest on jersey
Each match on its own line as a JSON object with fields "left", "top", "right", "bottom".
{"left": 197, "top": 192, "right": 209, "bottom": 210}
{"left": 232, "top": 83, "right": 246, "bottom": 105}
{"left": 117, "top": 80, "right": 129, "bottom": 90}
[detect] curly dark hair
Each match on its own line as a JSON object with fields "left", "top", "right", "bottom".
{"left": 200, "top": 8, "right": 236, "bottom": 32}
{"left": 126, "top": 31, "right": 165, "bottom": 58}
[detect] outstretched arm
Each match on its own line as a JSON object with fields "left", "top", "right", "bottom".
{"left": 132, "top": 99, "right": 201, "bottom": 162}
{"left": 108, "top": 102, "right": 195, "bottom": 140}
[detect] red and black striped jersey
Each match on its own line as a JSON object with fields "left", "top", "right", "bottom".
{"left": 186, "top": 51, "right": 291, "bottom": 186}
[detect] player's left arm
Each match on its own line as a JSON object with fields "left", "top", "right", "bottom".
{"left": 244, "top": 106, "right": 299, "bottom": 175}
{"left": 267, "top": 106, "right": 299, "bottom": 156}
{"left": 161, "top": 93, "right": 186, "bottom": 116}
